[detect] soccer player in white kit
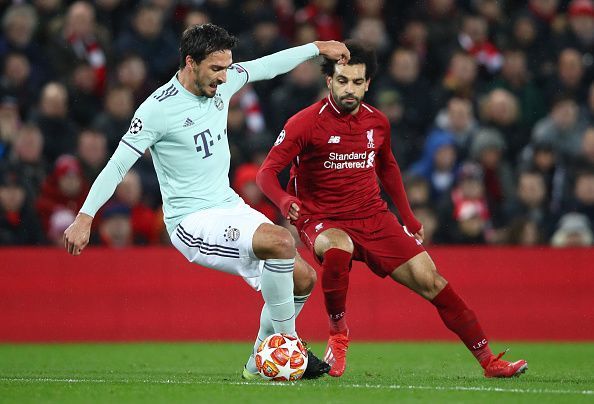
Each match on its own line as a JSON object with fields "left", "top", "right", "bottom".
{"left": 63, "top": 23, "right": 350, "bottom": 379}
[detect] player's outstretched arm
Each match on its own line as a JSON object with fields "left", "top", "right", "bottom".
{"left": 240, "top": 41, "right": 349, "bottom": 84}
{"left": 256, "top": 123, "right": 307, "bottom": 220}
{"left": 375, "top": 123, "right": 422, "bottom": 238}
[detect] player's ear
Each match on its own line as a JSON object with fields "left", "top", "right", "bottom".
{"left": 365, "top": 79, "right": 371, "bottom": 92}
{"left": 326, "top": 75, "right": 332, "bottom": 89}
{"left": 185, "top": 55, "right": 194, "bottom": 70}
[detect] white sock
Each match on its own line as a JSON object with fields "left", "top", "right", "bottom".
{"left": 260, "top": 258, "right": 295, "bottom": 335}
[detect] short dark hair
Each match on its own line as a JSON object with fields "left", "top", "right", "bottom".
{"left": 321, "top": 40, "right": 378, "bottom": 80}
{"left": 179, "top": 23, "right": 238, "bottom": 69}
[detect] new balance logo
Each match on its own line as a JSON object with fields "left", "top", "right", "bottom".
{"left": 183, "top": 117, "right": 194, "bottom": 127}
{"left": 315, "top": 223, "right": 324, "bottom": 232}
{"left": 154, "top": 84, "right": 179, "bottom": 102}
{"left": 328, "top": 135, "right": 341, "bottom": 144}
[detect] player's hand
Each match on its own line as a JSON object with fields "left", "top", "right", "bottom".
{"left": 287, "top": 202, "right": 300, "bottom": 221}
{"left": 63, "top": 213, "right": 93, "bottom": 256}
{"left": 314, "top": 40, "right": 350, "bottom": 65}
{"left": 413, "top": 225, "right": 424, "bottom": 244}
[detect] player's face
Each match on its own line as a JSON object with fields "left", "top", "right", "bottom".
{"left": 191, "top": 50, "right": 232, "bottom": 98}
{"left": 327, "top": 63, "right": 370, "bottom": 113}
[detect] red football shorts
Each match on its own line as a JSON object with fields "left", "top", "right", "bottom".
{"left": 296, "top": 210, "right": 425, "bottom": 278}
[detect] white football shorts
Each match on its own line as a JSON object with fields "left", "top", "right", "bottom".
{"left": 170, "top": 199, "right": 272, "bottom": 291}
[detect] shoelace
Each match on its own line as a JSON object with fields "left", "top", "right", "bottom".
{"left": 331, "top": 335, "right": 349, "bottom": 354}
{"left": 490, "top": 348, "right": 510, "bottom": 367}
{"left": 494, "top": 348, "right": 510, "bottom": 362}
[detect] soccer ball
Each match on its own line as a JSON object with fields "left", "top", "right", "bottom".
{"left": 255, "top": 333, "right": 308, "bottom": 381}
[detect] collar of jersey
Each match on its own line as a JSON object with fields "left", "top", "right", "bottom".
{"left": 326, "top": 94, "right": 362, "bottom": 120}
{"left": 174, "top": 73, "right": 210, "bottom": 103}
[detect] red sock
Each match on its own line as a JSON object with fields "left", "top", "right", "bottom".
{"left": 431, "top": 283, "right": 493, "bottom": 367}
{"left": 322, "top": 248, "right": 352, "bottom": 335}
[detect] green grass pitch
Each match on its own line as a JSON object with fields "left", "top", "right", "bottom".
{"left": 1, "top": 342, "right": 592, "bottom": 403}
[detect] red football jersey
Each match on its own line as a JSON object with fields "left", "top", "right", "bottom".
{"left": 258, "top": 95, "right": 420, "bottom": 232}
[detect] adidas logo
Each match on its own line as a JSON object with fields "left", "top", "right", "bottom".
{"left": 183, "top": 117, "right": 194, "bottom": 127}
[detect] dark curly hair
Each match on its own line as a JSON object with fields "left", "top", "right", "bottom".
{"left": 321, "top": 40, "right": 378, "bottom": 80}
{"left": 179, "top": 23, "right": 238, "bottom": 69}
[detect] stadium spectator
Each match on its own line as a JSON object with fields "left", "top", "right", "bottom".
{"left": 532, "top": 96, "right": 588, "bottom": 161}
{"left": 375, "top": 89, "right": 416, "bottom": 167}
{"left": 570, "top": 127, "right": 594, "bottom": 172}
{"left": 46, "top": 1, "right": 109, "bottom": 95}
{"left": 438, "top": 162, "right": 491, "bottom": 244}
{"left": 97, "top": 202, "right": 133, "bottom": 248}
{"left": 470, "top": 128, "right": 515, "bottom": 226}
{"left": 504, "top": 170, "right": 557, "bottom": 239}
{"left": 36, "top": 154, "right": 89, "bottom": 235}
{"left": 565, "top": 169, "right": 594, "bottom": 226}
{"left": 479, "top": 88, "right": 525, "bottom": 161}
{"left": 0, "top": 165, "right": 44, "bottom": 245}
{"left": 433, "top": 97, "right": 478, "bottom": 160}
{"left": 113, "top": 3, "right": 178, "bottom": 82}
{"left": 545, "top": 48, "right": 587, "bottom": 105}
{"left": 432, "top": 51, "right": 479, "bottom": 115}
{"left": 270, "top": 60, "right": 323, "bottom": 134}
{"left": 505, "top": 12, "right": 555, "bottom": 84}
{"left": 67, "top": 62, "right": 103, "bottom": 127}
{"left": 77, "top": 129, "right": 107, "bottom": 183}
{"left": 0, "top": 4, "right": 49, "bottom": 85}
{"left": 505, "top": 216, "right": 546, "bottom": 246}
{"left": 404, "top": 175, "right": 431, "bottom": 207}
{"left": 235, "top": 10, "right": 290, "bottom": 113}
{"left": 409, "top": 129, "right": 458, "bottom": 203}
{"left": 457, "top": 14, "right": 503, "bottom": 77}
{"left": 372, "top": 48, "right": 433, "bottom": 145}
{"left": 551, "top": 212, "right": 593, "bottom": 246}
{"left": 112, "top": 170, "right": 158, "bottom": 245}
{"left": 349, "top": 17, "right": 391, "bottom": 64}
{"left": 519, "top": 140, "right": 567, "bottom": 214}
{"left": 486, "top": 48, "right": 547, "bottom": 132}
{"left": 556, "top": 0, "right": 594, "bottom": 68}
{"left": 183, "top": 8, "right": 211, "bottom": 32}
{"left": 114, "top": 54, "right": 156, "bottom": 108}
{"left": 8, "top": 124, "right": 47, "bottom": 199}
{"left": 30, "top": 82, "right": 77, "bottom": 163}
{"left": 0, "top": 52, "right": 42, "bottom": 117}
{"left": 94, "top": 0, "right": 130, "bottom": 38}
{"left": 295, "top": 0, "right": 342, "bottom": 41}
{"left": 396, "top": 19, "right": 429, "bottom": 71}
{"left": 91, "top": 86, "right": 134, "bottom": 153}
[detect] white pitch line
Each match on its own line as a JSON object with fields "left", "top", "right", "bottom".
{"left": 0, "top": 377, "right": 592, "bottom": 396}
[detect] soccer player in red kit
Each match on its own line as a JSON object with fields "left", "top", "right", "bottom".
{"left": 256, "top": 41, "right": 527, "bottom": 378}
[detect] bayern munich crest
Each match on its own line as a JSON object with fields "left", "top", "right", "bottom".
{"left": 224, "top": 226, "right": 240, "bottom": 242}
{"left": 129, "top": 117, "right": 143, "bottom": 134}
{"left": 214, "top": 95, "right": 224, "bottom": 111}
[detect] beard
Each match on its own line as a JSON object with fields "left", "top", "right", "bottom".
{"left": 333, "top": 92, "right": 362, "bottom": 112}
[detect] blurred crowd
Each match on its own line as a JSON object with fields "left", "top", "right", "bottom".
{"left": 1, "top": 0, "right": 594, "bottom": 248}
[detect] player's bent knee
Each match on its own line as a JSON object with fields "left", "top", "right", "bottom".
{"left": 315, "top": 228, "right": 354, "bottom": 257}
{"left": 294, "top": 258, "right": 316, "bottom": 295}
{"left": 253, "top": 223, "right": 296, "bottom": 259}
